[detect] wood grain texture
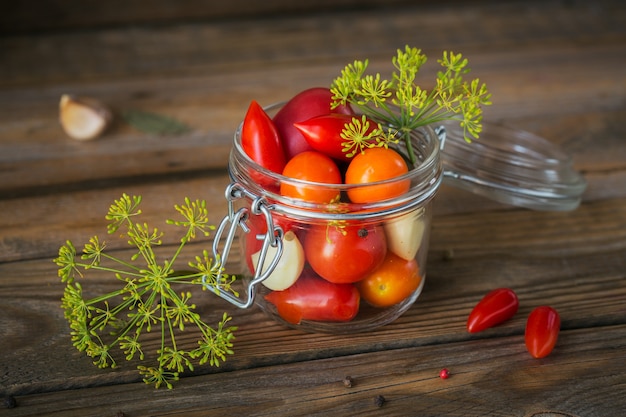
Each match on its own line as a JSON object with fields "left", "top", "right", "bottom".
{"left": 4, "top": 325, "right": 626, "bottom": 416}
{"left": 2, "top": 195, "right": 624, "bottom": 395}
{"left": 0, "top": 0, "right": 432, "bottom": 34}
{"left": 2, "top": 0, "right": 625, "bottom": 85}
{"left": 1, "top": 0, "right": 626, "bottom": 416}
{"left": 0, "top": 47, "right": 624, "bottom": 197}
{"left": 1, "top": 1, "right": 624, "bottom": 197}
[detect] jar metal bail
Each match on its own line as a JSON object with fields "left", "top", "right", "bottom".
{"left": 434, "top": 125, "right": 446, "bottom": 150}
{"left": 204, "top": 183, "right": 284, "bottom": 308}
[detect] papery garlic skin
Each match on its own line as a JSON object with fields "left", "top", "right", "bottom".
{"left": 384, "top": 210, "right": 425, "bottom": 261}
{"left": 59, "top": 94, "right": 112, "bottom": 141}
{"left": 252, "top": 230, "right": 304, "bottom": 291}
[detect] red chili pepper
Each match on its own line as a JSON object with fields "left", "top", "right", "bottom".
{"left": 525, "top": 306, "right": 561, "bottom": 358}
{"left": 466, "top": 288, "right": 519, "bottom": 333}
{"left": 293, "top": 113, "right": 376, "bottom": 162}
{"left": 241, "top": 100, "right": 286, "bottom": 175}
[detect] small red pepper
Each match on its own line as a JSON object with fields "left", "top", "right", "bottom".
{"left": 525, "top": 306, "right": 561, "bottom": 358}
{"left": 241, "top": 100, "right": 287, "bottom": 175}
{"left": 293, "top": 113, "right": 376, "bottom": 162}
{"left": 466, "top": 288, "right": 519, "bottom": 333}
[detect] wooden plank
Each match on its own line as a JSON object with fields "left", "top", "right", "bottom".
{"left": 0, "top": 175, "right": 233, "bottom": 263}
{"left": 1, "top": 2, "right": 625, "bottom": 416}
{"left": 0, "top": 0, "right": 429, "bottom": 34}
{"left": 1, "top": 164, "right": 625, "bottom": 264}
{"left": 1, "top": 1, "right": 624, "bottom": 196}
{"left": 429, "top": 197, "right": 626, "bottom": 258}
{"left": 5, "top": 324, "right": 626, "bottom": 416}
{"left": 0, "top": 46, "right": 624, "bottom": 197}
{"left": 2, "top": 195, "right": 624, "bottom": 394}
{"left": 2, "top": 0, "right": 625, "bottom": 86}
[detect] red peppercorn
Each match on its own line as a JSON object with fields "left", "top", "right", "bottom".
{"left": 439, "top": 368, "right": 450, "bottom": 379}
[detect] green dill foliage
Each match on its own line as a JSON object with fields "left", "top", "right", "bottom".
{"left": 55, "top": 194, "right": 238, "bottom": 389}
{"left": 331, "top": 46, "right": 492, "bottom": 165}
{"left": 340, "top": 114, "right": 399, "bottom": 158}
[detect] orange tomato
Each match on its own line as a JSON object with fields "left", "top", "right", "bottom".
{"left": 345, "top": 147, "right": 410, "bottom": 203}
{"left": 280, "top": 151, "right": 341, "bottom": 203}
{"left": 356, "top": 251, "right": 421, "bottom": 307}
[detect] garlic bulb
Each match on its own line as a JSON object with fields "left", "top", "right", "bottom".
{"left": 59, "top": 94, "right": 112, "bottom": 140}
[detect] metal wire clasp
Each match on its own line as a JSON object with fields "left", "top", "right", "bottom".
{"left": 435, "top": 125, "right": 446, "bottom": 150}
{"left": 204, "top": 183, "right": 284, "bottom": 308}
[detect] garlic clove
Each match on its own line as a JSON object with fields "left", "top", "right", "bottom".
{"left": 59, "top": 94, "right": 112, "bottom": 141}
{"left": 251, "top": 230, "right": 304, "bottom": 291}
{"left": 384, "top": 210, "right": 425, "bottom": 261}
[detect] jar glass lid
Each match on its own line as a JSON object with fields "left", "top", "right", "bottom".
{"left": 438, "top": 121, "right": 587, "bottom": 211}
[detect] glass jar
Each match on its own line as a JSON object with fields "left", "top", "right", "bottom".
{"left": 207, "top": 103, "right": 442, "bottom": 333}
{"left": 206, "top": 103, "right": 586, "bottom": 334}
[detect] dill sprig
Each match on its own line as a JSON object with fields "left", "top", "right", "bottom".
{"left": 331, "top": 46, "right": 492, "bottom": 165}
{"left": 55, "top": 193, "right": 238, "bottom": 389}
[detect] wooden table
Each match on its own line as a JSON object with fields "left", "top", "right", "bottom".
{"left": 1, "top": 1, "right": 625, "bottom": 415}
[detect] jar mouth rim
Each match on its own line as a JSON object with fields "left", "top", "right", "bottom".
{"left": 232, "top": 122, "right": 441, "bottom": 190}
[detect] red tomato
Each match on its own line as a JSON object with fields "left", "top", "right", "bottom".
{"left": 466, "top": 288, "right": 519, "bottom": 333}
{"left": 273, "top": 87, "right": 353, "bottom": 160}
{"left": 357, "top": 251, "right": 421, "bottom": 308}
{"left": 280, "top": 151, "right": 342, "bottom": 204}
{"left": 293, "top": 114, "right": 377, "bottom": 162}
{"left": 525, "top": 306, "right": 561, "bottom": 358}
{"left": 304, "top": 222, "right": 387, "bottom": 284}
{"left": 264, "top": 272, "right": 360, "bottom": 324}
{"left": 345, "top": 147, "right": 410, "bottom": 203}
{"left": 241, "top": 100, "right": 286, "bottom": 175}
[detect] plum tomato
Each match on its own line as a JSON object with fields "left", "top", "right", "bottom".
{"left": 273, "top": 87, "right": 353, "bottom": 160}
{"left": 345, "top": 147, "right": 410, "bottom": 203}
{"left": 525, "top": 306, "right": 560, "bottom": 358}
{"left": 466, "top": 288, "right": 519, "bottom": 333}
{"left": 356, "top": 251, "right": 421, "bottom": 308}
{"left": 241, "top": 100, "right": 286, "bottom": 175}
{"left": 280, "top": 151, "right": 342, "bottom": 204}
{"left": 304, "top": 222, "right": 387, "bottom": 284}
{"left": 264, "top": 272, "right": 360, "bottom": 324}
{"left": 293, "top": 114, "right": 376, "bottom": 162}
